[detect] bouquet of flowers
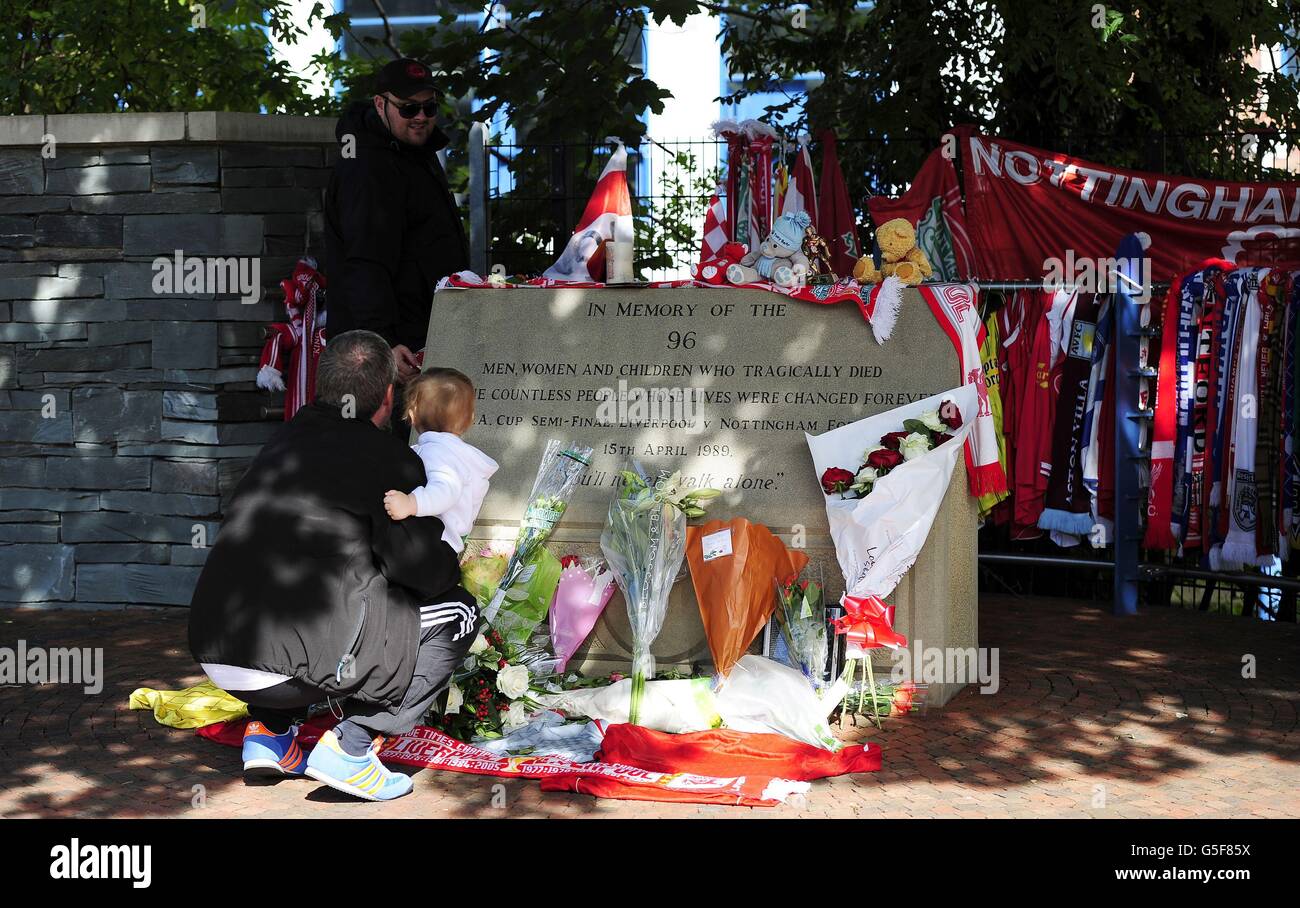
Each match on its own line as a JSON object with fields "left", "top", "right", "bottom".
{"left": 819, "top": 397, "right": 965, "bottom": 500}
{"left": 429, "top": 627, "right": 550, "bottom": 742}
{"left": 806, "top": 384, "right": 977, "bottom": 723}
{"left": 482, "top": 440, "right": 593, "bottom": 649}
{"left": 548, "top": 555, "right": 617, "bottom": 673}
{"left": 599, "top": 465, "right": 718, "bottom": 724}
{"left": 772, "top": 572, "right": 828, "bottom": 685}
{"left": 835, "top": 679, "right": 925, "bottom": 722}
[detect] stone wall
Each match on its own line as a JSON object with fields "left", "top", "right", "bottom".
{"left": 0, "top": 112, "right": 337, "bottom": 607}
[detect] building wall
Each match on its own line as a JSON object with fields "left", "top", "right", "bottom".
{"left": 0, "top": 112, "right": 337, "bottom": 608}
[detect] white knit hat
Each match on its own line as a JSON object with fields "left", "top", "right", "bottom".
{"left": 768, "top": 210, "right": 812, "bottom": 249}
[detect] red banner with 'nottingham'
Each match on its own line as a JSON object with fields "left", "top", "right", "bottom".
{"left": 956, "top": 127, "right": 1300, "bottom": 281}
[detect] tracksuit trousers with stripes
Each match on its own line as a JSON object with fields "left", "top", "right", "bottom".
{"left": 227, "top": 587, "right": 480, "bottom": 743}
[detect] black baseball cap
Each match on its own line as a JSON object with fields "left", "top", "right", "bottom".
{"left": 376, "top": 58, "right": 441, "bottom": 98}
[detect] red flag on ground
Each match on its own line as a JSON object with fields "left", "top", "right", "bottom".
{"left": 782, "top": 136, "right": 818, "bottom": 232}
{"left": 543, "top": 140, "right": 633, "bottom": 282}
{"left": 817, "top": 130, "right": 861, "bottom": 277}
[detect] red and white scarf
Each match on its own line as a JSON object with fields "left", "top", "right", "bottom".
{"left": 257, "top": 258, "right": 327, "bottom": 421}
{"left": 920, "top": 283, "right": 1009, "bottom": 497}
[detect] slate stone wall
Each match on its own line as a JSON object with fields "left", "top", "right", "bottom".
{"left": 0, "top": 113, "right": 337, "bottom": 607}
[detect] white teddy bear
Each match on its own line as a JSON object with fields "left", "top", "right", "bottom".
{"left": 726, "top": 210, "right": 812, "bottom": 289}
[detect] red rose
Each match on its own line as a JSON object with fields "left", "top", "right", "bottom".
{"left": 820, "top": 467, "right": 855, "bottom": 495}
{"left": 933, "top": 432, "right": 954, "bottom": 446}
{"left": 880, "top": 431, "right": 909, "bottom": 451}
{"left": 867, "top": 448, "right": 904, "bottom": 471}
{"left": 939, "top": 400, "right": 962, "bottom": 429}
{"left": 560, "top": 555, "right": 581, "bottom": 568}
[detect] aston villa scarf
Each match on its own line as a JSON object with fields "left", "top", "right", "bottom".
{"left": 1039, "top": 293, "right": 1102, "bottom": 537}
{"left": 1255, "top": 272, "right": 1287, "bottom": 558}
{"left": 920, "top": 283, "right": 1009, "bottom": 498}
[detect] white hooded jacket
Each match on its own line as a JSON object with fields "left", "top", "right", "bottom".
{"left": 409, "top": 431, "right": 499, "bottom": 552}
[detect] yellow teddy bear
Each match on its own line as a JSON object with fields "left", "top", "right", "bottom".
{"left": 851, "top": 217, "right": 932, "bottom": 286}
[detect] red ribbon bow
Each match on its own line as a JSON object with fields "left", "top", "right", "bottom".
{"left": 832, "top": 594, "right": 908, "bottom": 651}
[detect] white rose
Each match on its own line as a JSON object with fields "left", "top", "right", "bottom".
{"left": 502, "top": 706, "right": 532, "bottom": 732}
{"left": 899, "top": 431, "right": 932, "bottom": 462}
{"left": 496, "top": 663, "right": 531, "bottom": 699}
{"left": 854, "top": 466, "right": 879, "bottom": 485}
{"left": 468, "top": 633, "right": 489, "bottom": 655}
{"left": 917, "top": 409, "right": 946, "bottom": 432}
{"left": 445, "top": 683, "right": 463, "bottom": 715}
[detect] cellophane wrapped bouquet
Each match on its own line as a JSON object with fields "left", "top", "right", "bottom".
{"left": 599, "top": 465, "right": 717, "bottom": 724}
{"left": 480, "top": 440, "right": 593, "bottom": 651}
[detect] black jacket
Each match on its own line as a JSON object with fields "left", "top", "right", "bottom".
{"left": 324, "top": 101, "right": 469, "bottom": 351}
{"left": 188, "top": 402, "right": 461, "bottom": 710}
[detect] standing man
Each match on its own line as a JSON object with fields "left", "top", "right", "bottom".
{"left": 324, "top": 58, "right": 469, "bottom": 420}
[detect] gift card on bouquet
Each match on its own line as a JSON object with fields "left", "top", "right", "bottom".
{"left": 804, "top": 383, "right": 977, "bottom": 605}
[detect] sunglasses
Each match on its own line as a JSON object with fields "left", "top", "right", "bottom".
{"left": 383, "top": 96, "right": 440, "bottom": 120}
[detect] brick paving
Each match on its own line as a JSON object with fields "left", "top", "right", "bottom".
{"left": 1, "top": 595, "right": 1297, "bottom": 819}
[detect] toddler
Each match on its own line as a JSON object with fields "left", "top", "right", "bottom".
{"left": 384, "top": 369, "right": 497, "bottom": 629}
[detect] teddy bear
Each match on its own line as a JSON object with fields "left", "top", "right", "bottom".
{"left": 851, "top": 217, "right": 932, "bottom": 286}
{"left": 692, "top": 241, "right": 747, "bottom": 285}
{"left": 727, "top": 210, "right": 812, "bottom": 288}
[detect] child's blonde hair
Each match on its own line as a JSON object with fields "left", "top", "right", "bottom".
{"left": 403, "top": 368, "right": 476, "bottom": 435}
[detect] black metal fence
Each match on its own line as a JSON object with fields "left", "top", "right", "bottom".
{"left": 480, "top": 129, "right": 1299, "bottom": 280}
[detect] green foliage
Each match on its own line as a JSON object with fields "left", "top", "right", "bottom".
{"left": 0, "top": 0, "right": 326, "bottom": 115}
{"left": 718, "top": 0, "right": 1300, "bottom": 200}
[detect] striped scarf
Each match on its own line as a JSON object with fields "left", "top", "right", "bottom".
{"left": 1082, "top": 297, "right": 1113, "bottom": 543}
{"left": 1218, "top": 269, "right": 1268, "bottom": 569}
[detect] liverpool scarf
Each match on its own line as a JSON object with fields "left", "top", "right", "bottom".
{"left": 1013, "top": 293, "right": 1058, "bottom": 537}
{"left": 1039, "top": 293, "right": 1102, "bottom": 537}
{"left": 920, "top": 283, "right": 1010, "bottom": 497}
{"left": 256, "top": 258, "right": 328, "bottom": 421}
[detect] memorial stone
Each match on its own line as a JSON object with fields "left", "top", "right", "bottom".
{"left": 424, "top": 286, "right": 979, "bottom": 705}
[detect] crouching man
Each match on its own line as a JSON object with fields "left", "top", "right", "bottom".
{"left": 188, "top": 330, "right": 477, "bottom": 801}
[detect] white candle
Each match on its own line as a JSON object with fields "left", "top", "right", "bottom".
{"left": 607, "top": 240, "right": 634, "bottom": 283}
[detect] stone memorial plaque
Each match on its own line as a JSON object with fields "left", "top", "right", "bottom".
{"left": 423, "top": 286, "right": 979, "bottom": 705}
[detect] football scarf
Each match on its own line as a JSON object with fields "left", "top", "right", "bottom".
{"left": 1219, "top": 269, "right": 1268, "bottom": 569}
{"left": 1284, "top": 275, "right": 1294, "bottom": 543}
{"left": 1255, "top": 272, "right": 1286, "bottom": 559}
{"left": 978, "top": 309, "right": 1011, "bottom": 517}
{"left": 1185, "top": 271, "right": 1226, "bottom": 554}
{"left": 920, "top": 283, "right": 1009, "bottom": 498}
{"left": 1013, "top": 292, "right": 1058, "bottom": 538}
{"left": 1082, "top": 296, "right": 1113, "bottom": 543}
{"left": 1144, "top": 272, "right": 1187, "bottom": 549}
{"left": 1039, "top": 293, "right": 1103, "bottom": 537}
{"left": 1171, "top": 271, "right": 1207, "bottom": 545}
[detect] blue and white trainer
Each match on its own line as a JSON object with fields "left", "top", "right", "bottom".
{"left": 303, "top": 730, "right": 413, "bottom": 801}
{"left": 241, "top": 721, "right": 307, "bottom": 778}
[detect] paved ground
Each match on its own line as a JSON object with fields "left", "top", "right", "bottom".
{"left": 1, "top": 595, "right": 1297, "bottom": 819}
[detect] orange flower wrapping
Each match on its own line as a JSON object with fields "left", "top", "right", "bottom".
{"left": 686, "top": 518, "right": 809, "bottom": 677}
